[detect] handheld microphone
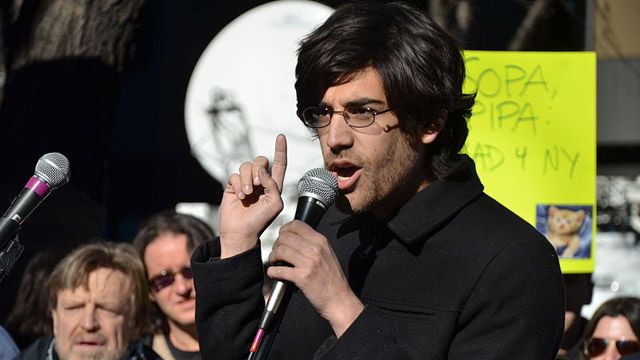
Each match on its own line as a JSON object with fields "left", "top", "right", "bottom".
{"left": 248, "top": 168, "right": 338, "bottom": 359}
{"left": 0, "top": 152, "right": 70, "bottom": 249}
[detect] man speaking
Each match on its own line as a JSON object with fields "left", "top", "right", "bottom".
{"left": 191, "top": 1, "right": 565, "bottom": 359}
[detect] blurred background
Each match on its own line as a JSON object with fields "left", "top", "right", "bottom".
{"left": 0, "top": 0, "right": 638, "bottom": 332}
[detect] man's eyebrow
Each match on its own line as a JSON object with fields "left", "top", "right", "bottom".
{"left": 60, "top": 299, "right": 84, "bottom": 306}
{"left": 345, "top": 98, "right": 385, "bottom": 107}
{"left": 319, "top": 98, "right": 386, "bottom": 108}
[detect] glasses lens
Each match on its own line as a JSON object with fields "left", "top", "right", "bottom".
{"left": 346, "top": 107, "right": 374, "bottom": 128}
{"left": 587, "top": 338, "right": 608, "bottom": 357}
{"left": 617, "top": 340, "right": 640, "bottom": 355}
{"left": 151, "top": 274, "right": 175, "bottom": 292}
{"left": 181, "top": 266, "right": 194, "bottom": 279}
{"left": 150, "top": 266, "right": 193, "bottom": 292}
{"left": 303, "top": 107, "right": 331, "bottom": 128}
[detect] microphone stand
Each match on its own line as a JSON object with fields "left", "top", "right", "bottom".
{"left": 0, "top": 220, "right": 24, "bottom": 284}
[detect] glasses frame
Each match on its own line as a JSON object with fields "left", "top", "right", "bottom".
{"left": 585, "top": 337, "right": 640, "bottom": 357}
{"left": 300, "top": 106, "right": 395, "bottom": 129}
{"left": 148, "top": 265, "right": 193, "bottom": 292}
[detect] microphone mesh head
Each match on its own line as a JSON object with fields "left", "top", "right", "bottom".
{"left": 35, "top": 152, "right": 71, "bottom": 189}
{"left": 298, "top": 168, "right": 339, "bottom": 207}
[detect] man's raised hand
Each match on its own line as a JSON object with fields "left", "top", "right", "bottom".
{"left": 219, "top": 134, "right": 288, "bottom": 258}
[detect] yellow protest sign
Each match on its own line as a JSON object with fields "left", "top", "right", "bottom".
{"left": 463, "top": 51, "right": 596, "bottom": 273}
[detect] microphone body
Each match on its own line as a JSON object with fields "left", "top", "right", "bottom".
{"left": 0, "top": 175, "right": 54, "bottom": 243}
{"left": 0, "top": 153, "right": 70, "bottom": 280}
{"left": 293, "top": 195, "right": 330, "bottom": 229}
{"left": 0, "top": 153, "right": 70, "bottom": 246}
{"left": 249, "top": 168, "right": 338, "bottom": 359}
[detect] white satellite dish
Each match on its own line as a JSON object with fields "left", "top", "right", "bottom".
{"left": 184, "top": 1, "right": 334, "bottom": 254}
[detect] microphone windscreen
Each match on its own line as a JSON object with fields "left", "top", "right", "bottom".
{"left": 35, "top": 152, "right": 70, "bottom": 188}
{"left": 297, "top": 168, "right": 338, "bottom": 207}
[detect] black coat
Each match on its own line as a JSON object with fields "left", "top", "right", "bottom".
{"left": 192, "top": 158, "right": 565, "bottom": 359}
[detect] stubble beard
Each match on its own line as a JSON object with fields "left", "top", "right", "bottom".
{"left": 334, "top": 139, "right": 423, "bottom": 218}
{"left": 58, "top": 348, "right": 125, "bottom": 360}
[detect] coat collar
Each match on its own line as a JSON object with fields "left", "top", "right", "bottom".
{"left": 386, "top": 156, "right": 484, "bottom": 244}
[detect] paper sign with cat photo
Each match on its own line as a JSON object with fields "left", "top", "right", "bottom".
{"left": 536, "top": 205, "right": 593, "bottom": 258}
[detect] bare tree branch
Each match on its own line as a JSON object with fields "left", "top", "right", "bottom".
{"left": 430, "top": 0, "right": 450, "bottom": 33}
{"left": 508, "top": 0, "right": 552, "bottom": 50}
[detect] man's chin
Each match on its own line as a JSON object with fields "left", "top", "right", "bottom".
{"left": 61, "top": 348, "right": 124, "bottom": 360}
{"left": 336, "top": 194, "right": 366, "bottom": 215}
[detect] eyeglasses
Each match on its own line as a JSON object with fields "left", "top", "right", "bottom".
{"left": 300, "top": 106, "right": 394, "bottom": 129}
{"left": 585, "top": 337, "right": 640, "bottom": 357}
{"left": 148, "top": 266, "right": 193, "bottom": 292}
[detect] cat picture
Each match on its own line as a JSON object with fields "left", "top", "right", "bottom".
{"left": 545, "top": 206, "right": 585, "bottom": 257}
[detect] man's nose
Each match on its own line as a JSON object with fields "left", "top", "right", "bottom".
{"left": 324, "top": 112, "right": 354, "bottom": 153}
{"left": 81, "top": 306, "right": 99, "bottom": 330}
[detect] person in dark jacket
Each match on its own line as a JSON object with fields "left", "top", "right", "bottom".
{"left": 16, "top": 242, "right": 160, "bottom": 360}
{"left": 191, "top": 1, "right": 565, "bottom": 359}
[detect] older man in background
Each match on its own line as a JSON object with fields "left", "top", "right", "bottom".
{"left": 16, "top": 241, "right": 160, "bottom": 360}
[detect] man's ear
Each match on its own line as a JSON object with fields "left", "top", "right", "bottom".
{"left": 421, "top": 115, "right": 446, "bottom": 145}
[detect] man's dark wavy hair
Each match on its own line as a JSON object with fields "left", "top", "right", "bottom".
{"left": 295, "top": 1, "right": 475, "bottom": 180}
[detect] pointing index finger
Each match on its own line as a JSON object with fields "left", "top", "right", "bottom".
{"left": 271, "top": 134, "right": 287, "bottom": 193}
